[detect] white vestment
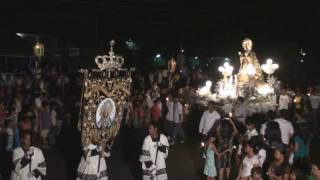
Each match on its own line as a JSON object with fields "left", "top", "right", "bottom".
{"left": 11, "top": 146, "right": 46, "bottom": 180}
{"left": 140, "top": 134, "right": 169, "bottom": 180}
{"left": 77, "top": 144, "right": 110, "bottom": 180}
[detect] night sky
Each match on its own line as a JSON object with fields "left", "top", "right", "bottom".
{"left": 0, "top": 0, "right": 319, "bottom": 84}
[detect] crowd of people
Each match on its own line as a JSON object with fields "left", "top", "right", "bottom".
{"left": 129, "top": 68, "right": 320, "bottom": 180}
{"left": 1, "top": 62, "right": 320, "bottom": 180}
{"left": 0, "top": 64, "right": 82, "bottom": 179}
{"left": 121, "top": 68, "right": 320, "bottom": 180}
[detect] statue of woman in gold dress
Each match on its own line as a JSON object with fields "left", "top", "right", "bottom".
{"left": 237, "top": 38, "right": 263, "bottom": 86}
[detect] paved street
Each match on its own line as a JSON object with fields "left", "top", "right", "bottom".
{"left": 43, "top": 125, "right": 206, "bottom": 180}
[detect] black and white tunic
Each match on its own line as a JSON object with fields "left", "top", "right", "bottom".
{"left": 11, "top": 146, "right": 46, "bottom": 180}
{"left": 77, "top": 144, "right": 110, "bottom": 180}
{"left": 139, "top": 134, "right": 169, "bottom": 180}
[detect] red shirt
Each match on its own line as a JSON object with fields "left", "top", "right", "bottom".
{"left": 21, "top": 120, "right": 32, "bottom": 131}
{"left": 151, "top": 104, "right": 161, "bottom": 121}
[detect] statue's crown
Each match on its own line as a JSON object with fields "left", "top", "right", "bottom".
{"left": 95, "top": 40, "right": 124, "bottom": 71}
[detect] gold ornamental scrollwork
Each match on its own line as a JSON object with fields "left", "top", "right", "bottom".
{"left": 78, "top": 40, "right": 134, "bottom": 148}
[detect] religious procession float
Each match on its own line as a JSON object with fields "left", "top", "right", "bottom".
{"left": 197, "top": 38, "right": 280, "bottom": 115}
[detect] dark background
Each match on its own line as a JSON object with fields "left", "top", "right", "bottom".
{"left": 0, "top": 0, "right": 319, "bottom": 85}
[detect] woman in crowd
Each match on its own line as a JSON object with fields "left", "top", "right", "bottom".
{"left": 288, "top": 166, "right": 307, "bottom": 180}
{"left": 237, "top": 139, "right": 260, "bottom": 180}
{"left": 213, "top": 118, "right": 238, "bottom": 180}
{"left": 310, "top": 162, "right": 320, "bottom": 180}
{"left": 264, "top": 121, "right": 282, "bottom": 146}
{"left": 292, "top": 123, "right": 308, "bottom": 165}
{"left": 267, "top": 142, "right": 290, "bottom": 180}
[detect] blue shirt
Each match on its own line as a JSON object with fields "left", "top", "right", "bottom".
{"left": 294, "top": 136, "right": 308, "bottom": 158}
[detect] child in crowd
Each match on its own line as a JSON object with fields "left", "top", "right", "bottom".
{"left": 310, "top": 162, "right": 320, "bottom": 180}
{"left": 289, "top": 166, "right": 307, "bottom": 180}
{"left": 245, "top": 117, "right": 259, "bottom": 140}
{"left": 268, "top": 142, "right": 290, "bottom": 180}
{"left": 203, "top": 135, "right": 218, "bottom": 180}
{"left": 237, "top": 116, "right": 259, "bottom": 163}
{"left": 250, "top": 167, "right": 263, "bottom": 180}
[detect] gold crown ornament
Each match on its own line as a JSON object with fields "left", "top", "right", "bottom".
{"left": 95, "top": 40, "right": 124, "bottom": 71}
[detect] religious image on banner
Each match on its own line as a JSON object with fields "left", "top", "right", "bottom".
{"left": 96, "top": 98, "right": 116, "bottom": 128}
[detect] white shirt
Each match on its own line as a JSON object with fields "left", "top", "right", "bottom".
{"left": 145, "top": 94, "right": 153, "bottom": 109}
{"left": 6, "top": 128, "right": 14, "bottom": 151}
{"left": 309, "top": 95, "right": 320, "bottom": 109}
{"left": 246, "top": 129, "right": 259, "bottom": 140}
{"left": 15, "top": 99, "right": 22, "bottom": 114}
{"left": 35, "top": 98, "right": 42, "bottom": 109}
{"left": 199, "top": 110, "right": 221, "bottom": 135}
{"left": 271, "top": 94, "right": 277, "bottom": 108}
{"left": 151, "top": 90, "right": 160, "bottom": 101}
{"left": 51, "top": 110, "right": 57, "bottom": 127}
{"left": 260, "top": 122, "right": 267, "bottom": 136}
{"left": 239, "top": 155, "right": 260, "bottom": 178}
{"left": 278, "top": 94, "right": 290, "bottom": 110}
{"left": 237, "top": 129, "right": 259, "bottom": 156}
{"left": 162, "top": 70, "right": 168, "bottom": 78}
{"left": 258, "top": 149, "right": 267, "bottom": 167}
{"left": 233, "top": 103, "right": 247, "bottom": 124}
{"left": 166, "top": 101, "right": 183, "bottom": 123}
{"left": 222, "top": 103, "right": 233, "bottom": 115}
{"left": 274, "top": 118, "right": 294, "bottom": 144}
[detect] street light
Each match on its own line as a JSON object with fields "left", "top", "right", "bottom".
{"left": 16, "top": 33, "right": 24, "bottom": 38}
{"left": 33, "top": 41, "right": 45, "bottom": 58}
{"left": 33, "top": 40, "right": 45, "bottom": 70}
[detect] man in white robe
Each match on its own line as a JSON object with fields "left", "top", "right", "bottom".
{"left": 77, "top": 142, "right": 110, "bottom": 180}
{"left": 11, "top": 132, "right": 46, "bottom": 180}
{"left": 199, "top": 102, "right": 221, "bottom": 136}
{"left": 140, "top": 122, "right": 169, "bottom": 180}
